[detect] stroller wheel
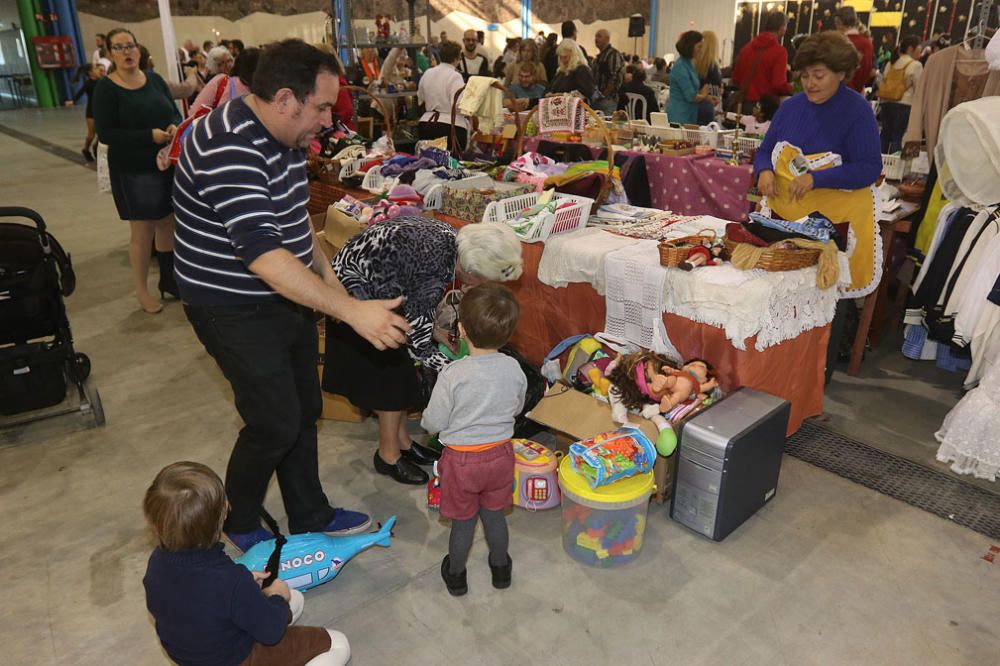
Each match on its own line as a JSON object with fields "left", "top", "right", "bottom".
{"left": 71, "top": 353, "right": 91, "bottom": 381}
{"left": 85, "top": 382, "right": 106, "bottom": 426}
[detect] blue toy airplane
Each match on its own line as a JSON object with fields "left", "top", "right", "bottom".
{"left": 236, "top": 516, "right": 397, "bottom": 591}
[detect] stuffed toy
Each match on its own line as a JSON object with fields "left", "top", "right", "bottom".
{"left": 366, "top": 184, "right": 425, "bottom": 225}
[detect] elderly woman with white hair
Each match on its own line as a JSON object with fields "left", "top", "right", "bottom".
{"left": 206, "top": 45, "right": 234, "bottom": 76}
{"left": 322, "top": 217, "right": 524, "bottom": 485}
{"left": 546, "top": 39, "right": 595, "bottom": 101}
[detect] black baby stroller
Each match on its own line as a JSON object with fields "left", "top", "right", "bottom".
{"left": 0, "top": 207, "right": 104, "bottom": 427}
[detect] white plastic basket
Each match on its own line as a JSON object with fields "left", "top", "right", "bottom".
{"left": 338, "top": 155, "right": 384, "bottom": 181}
{"left": 737, "top": 136, "right": 762, "bottom": 156}
{"left": 482, "top": 192, "right": 594, "bottom": 243}
{"left": 361, "top": 165, "right": 400, "bottom": 194}
{"left": 882, "top": 153, "right": 905, "bottom": 181}
{"left": 682, "top": 127, "right": 736, "bottom": 149}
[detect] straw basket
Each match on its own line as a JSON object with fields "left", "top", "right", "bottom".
{"left": 345, "top": 85, "right": 395, "bottom": 151}
{"left": 722, "top": 237, "right": 821, "bottom": 271}
{"left": 515, "top": 97, "right": 615, "bottom": 211}
{"left": 658, "top": 229, "right": 718, "bottom": 267}
{"left": 450, "top": 82, "right": 522, "bottom": 159}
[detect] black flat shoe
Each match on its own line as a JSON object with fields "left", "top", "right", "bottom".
{"left": 399, "top": 440, "right": 440, "bottom": 465}
{"left": 489, "top": 554, "right": 512, "bottom": 589}
{"left": 373, "top": 451, "right": 428, "bottom": 485}
{"left": 441, "top": 555, "right": 468, "bottom": 596}
{"left": 82, "top": 148, "right": 95, "bottom": 162}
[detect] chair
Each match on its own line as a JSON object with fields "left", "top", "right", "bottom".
{"left": 625, "top": 93, "right": 647, "bottom": 123}
{"left": 450, "top": 81, "right": 520, "bottom": 159}
{"left": 647, "top": 81, "right": 668, "bottom": 111}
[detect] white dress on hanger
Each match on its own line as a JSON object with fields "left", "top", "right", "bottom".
{"left": 935, "top": 345, "right": 1000, "bottom": 481}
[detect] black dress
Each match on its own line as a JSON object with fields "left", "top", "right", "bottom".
{"left": 322, "top": 217, "right": 456, "bottom": 411}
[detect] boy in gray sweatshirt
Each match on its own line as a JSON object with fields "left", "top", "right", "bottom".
{"left": 421, "top": 283, "right": 527, "bottom": 596}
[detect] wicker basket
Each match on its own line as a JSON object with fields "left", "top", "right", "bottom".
{"left": 658, "top": 230, "right": 718, "bottom": 267}
{"left": 723, "top": 237, "right": 820, "bottom": 271}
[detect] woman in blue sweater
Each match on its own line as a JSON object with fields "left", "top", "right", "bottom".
{"left": 667, "top": 31, "right": 717, "bottom": 125}
{"left": 754, "top": 31, "right": 882, "bottom": 200}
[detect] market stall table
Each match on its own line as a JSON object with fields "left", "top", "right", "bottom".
{"left": 521, "top": 137, "right": 754, "bottom": 220}
{"left": 307, "top": 180, "right": 830, "bottom": 436}
{"left": 435, "top": 213, "right": 831, "bottom": 436}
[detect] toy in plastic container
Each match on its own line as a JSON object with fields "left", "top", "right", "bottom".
{"left": 236, "top": 516, "right": 396, "bottom": 591}
{"left": 512, "top": 439, "right": 562, "bottom": 510}
{"left": 569, "top": 426, "right": 657, "bottom": 489}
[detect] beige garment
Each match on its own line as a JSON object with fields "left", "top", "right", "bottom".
{"left": 903, "top": 46, "right": 1000, "bottom": 163}
{"left": 457, "top": 76, "right": 504, "bottom": 133}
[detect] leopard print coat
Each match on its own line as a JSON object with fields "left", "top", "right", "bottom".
{"left": 332, "top": 216, "right": 456, "bottom": 370}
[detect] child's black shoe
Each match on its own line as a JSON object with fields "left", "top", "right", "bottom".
{"left": 489, "top": 554, "right": 512, "bottom": 589}
{"left": 441, "top": 555, "right": 468, "bottom": 596}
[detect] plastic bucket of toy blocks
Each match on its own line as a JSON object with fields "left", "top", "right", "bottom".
{"left": 558, "top": 455, "right": 655, "bottom": 567}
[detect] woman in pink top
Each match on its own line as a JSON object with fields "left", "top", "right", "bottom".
{"left": 188, "top": 47, "right": 259, "bottom": 115}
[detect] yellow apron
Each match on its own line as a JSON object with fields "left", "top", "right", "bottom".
{"left": 765, "top": 142, "right": 882, "bottom": 298}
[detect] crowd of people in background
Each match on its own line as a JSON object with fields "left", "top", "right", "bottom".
{"left": 74, "top": 11, "right": 938, "bottom": 269}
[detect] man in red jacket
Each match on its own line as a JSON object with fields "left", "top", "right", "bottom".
{"left": 835, "top": 6, "right": 874, "bottom": 94}
{"left": 732, "top": 11, "right": 792, "bottom": 114}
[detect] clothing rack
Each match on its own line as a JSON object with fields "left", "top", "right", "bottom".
{"left": 970, "top": 0, "right": 996, "bottom": 49}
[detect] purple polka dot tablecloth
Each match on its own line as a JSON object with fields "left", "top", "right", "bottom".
{"left": 521, "top": 138, "right": 754, "bottom": 221}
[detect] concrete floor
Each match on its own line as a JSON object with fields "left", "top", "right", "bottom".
{"left": 1, "top": 108, "right": 998, "bottom": 665}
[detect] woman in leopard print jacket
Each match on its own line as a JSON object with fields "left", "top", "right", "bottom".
{"left": 323, "top": 216, "right": 523, "bottom": 485}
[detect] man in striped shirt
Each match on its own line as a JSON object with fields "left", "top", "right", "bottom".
{"left": 174, "top": 40, "right": 409, "bottom": 553}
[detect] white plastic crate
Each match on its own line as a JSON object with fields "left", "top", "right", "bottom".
{"left": 482, "top": 192, "right": 594, "bottom": 243}
{"left": 882, "top": 153, "right": 906, "bottom": 181}
{"left": 360, "top": 165, "right": 400, "bottom": 194}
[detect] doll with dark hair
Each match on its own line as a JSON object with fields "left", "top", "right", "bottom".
{"left": 608, "top": 352, "right": 717, "bottom": 415}
{"left": 605, "top": 351, "right": 680, "bottom": 412}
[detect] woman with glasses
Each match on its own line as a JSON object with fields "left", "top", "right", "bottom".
{"left": 93, "top": 27, "right": 182, "bottom": 314}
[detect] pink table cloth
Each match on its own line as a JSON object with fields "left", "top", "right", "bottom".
{"left": 521, "top": 137, "right": 754, "bottom": 221}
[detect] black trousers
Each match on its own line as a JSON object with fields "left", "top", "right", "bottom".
{"left": 184, "top": 301, "right": 335, "bottom": 534}
{"left": 879, "top": 102, "right": 911, "bottom": 154}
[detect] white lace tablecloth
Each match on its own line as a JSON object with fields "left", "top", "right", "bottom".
{"left": 537, "top": 227, "right": 644, "bottom": 295}
{"left": 540, "top": 216, "right": 842, "bottom": 351}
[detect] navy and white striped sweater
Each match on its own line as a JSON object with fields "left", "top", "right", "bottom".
{"left": 173, "top": 97, "right": 313, "bottom": 305}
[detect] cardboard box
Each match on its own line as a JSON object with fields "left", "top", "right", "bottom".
{"left": 528, "top": 383, "right": 658, "bottom": 442}
{"left": 309, "top": 208, "right": 365, "bottom": 260}
{"left": 527, "top": 384, "right": 674, "bottom": 502}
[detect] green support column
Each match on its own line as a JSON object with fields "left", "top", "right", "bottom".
{"left": 16, "top": 0, "right": 57, "bottom": 107}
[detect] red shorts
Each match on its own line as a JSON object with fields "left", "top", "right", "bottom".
{"left": 438, "top": 441, "right": 515, "bottom": 521}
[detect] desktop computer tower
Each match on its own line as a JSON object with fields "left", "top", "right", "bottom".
{"left": 670, "top": 388, "right": 790, "bottom": 541}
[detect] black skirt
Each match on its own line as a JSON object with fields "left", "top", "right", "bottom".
{"left": 322, "top": 319, "right": 424, "bottom": 412}
{"left": 109, "top": 167, "right": 174, "bottom": 221}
